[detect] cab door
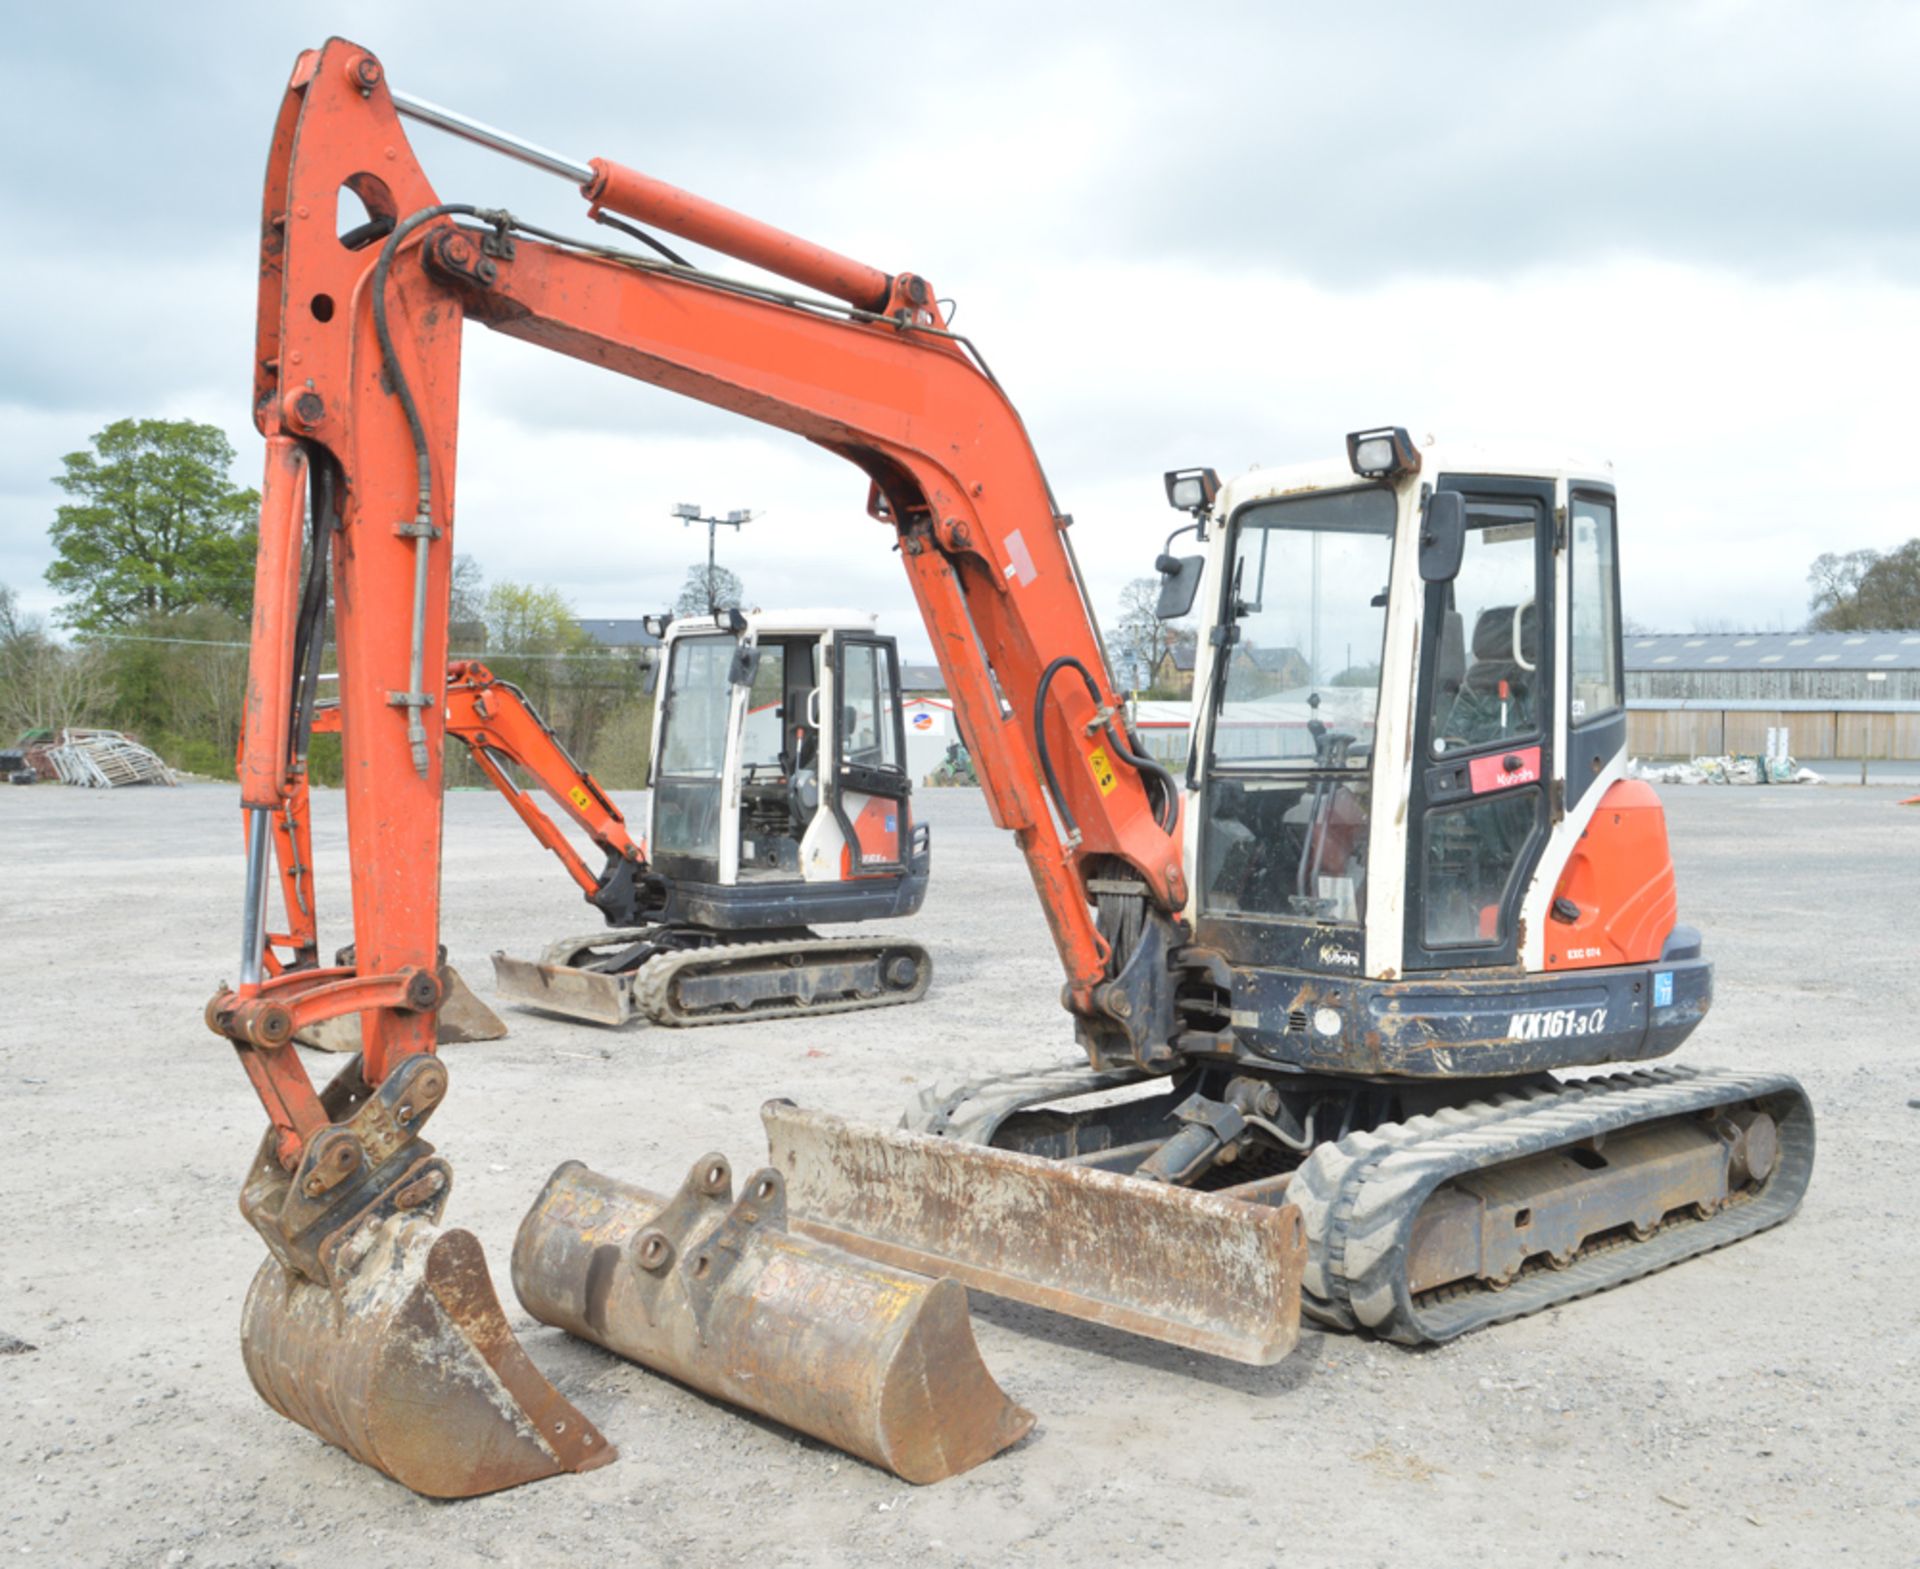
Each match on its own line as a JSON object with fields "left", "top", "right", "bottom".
{"left": 1403, "top": 476, "right": 1556, "bottom": 970}
{"left": 646, "top": 633, "right": 735, "bottom": 885}
{"left": 818, "top": 633, "right": 912, "bottom": 881}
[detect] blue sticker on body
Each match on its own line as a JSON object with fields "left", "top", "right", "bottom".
{"left": 885, "top": 815, "right": 897, "bottom": 832}
{"left": 1653, "top": 971, "right": 1674, "bottom": 1008}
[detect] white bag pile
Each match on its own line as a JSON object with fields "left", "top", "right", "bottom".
{"left": 1629, "top": 755, "right": 1821, "bottom": 786}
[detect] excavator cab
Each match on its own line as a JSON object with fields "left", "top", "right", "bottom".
{"left": 1180, "top": 439, "right": 1668, "bottom": 1023}
{"left": 648, "top": 610, "right": 926, "bottom": 910}
{"left": 492, "top": 609, "right": 932, "bottom": 1025}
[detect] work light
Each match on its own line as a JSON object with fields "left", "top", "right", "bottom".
{"left": 1163, "top": 467, "right": 1220, "bottom": 516}
{"left": 1346, "top": 427, "right": 1420, "bottom": 481}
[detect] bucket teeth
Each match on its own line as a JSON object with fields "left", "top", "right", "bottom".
{"left": 242, "top": 1216, "right": 615, "bottom": 1498}
{"left": 512, "top": 1157, "right": 1033, "bottom": 1484}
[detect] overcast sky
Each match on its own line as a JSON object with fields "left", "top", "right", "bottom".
{"left": 5, "top": 2, "right": 1918, "bottom": 658}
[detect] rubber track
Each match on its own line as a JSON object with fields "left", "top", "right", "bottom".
{"left": 1288, "top": 1066, "right": 1815, "bottom": 1344}
{"left": 633, "top": 936, "right": 932, "bottom": 1027}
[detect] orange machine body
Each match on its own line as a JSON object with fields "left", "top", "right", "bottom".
{"left": 1544, "top": 780, "right": 1681, "bottom": 972}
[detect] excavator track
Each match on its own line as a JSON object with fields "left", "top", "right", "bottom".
{"left": 634, "top": 935, "right": 932, "bottom": 1026}
{"left": 1289, "top": 1066, "right": 1814, "bottom": 1344}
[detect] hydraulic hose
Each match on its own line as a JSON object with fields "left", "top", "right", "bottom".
{"left": 1032, "top": 655, "right": 1180, "bottom": 842}
{"left": 370, "top": 202, "right": 489, "bottom": 776}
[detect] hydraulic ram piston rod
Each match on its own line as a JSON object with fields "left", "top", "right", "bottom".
{"left": 390, "top": 90, "right": 594, "bottom": 184}
{"left": 389, "top": 87, "right": 893, "bottom": 310}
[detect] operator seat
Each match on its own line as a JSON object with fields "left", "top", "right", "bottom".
{"left": 786, "top": 690, "right": 821, "bottom": 830}
{"left": 1444, "top": 603, "right": 1538, "bottom": 747}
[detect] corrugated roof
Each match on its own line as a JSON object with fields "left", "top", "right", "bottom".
{"left": 1625, "top": 630, "right": 1920, "bottom": 671}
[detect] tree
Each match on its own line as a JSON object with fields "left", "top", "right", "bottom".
{"left": 1808, "top": 541, "right": 1920, "bottom": 631}
{"left": 674, "top": 562, "right": 744, "bottom": 616}
{"left": 1112, "top": 577, "right": 1195, "bottom": 695}
{"left": 46, "top": 418, "right": 260, "bottom": 631}
{"left": 449, "top": 553, "right": 487, "bottom": 648}
{"left": 1807, "top": 549, "right": 1879, "bottom": 629}
{"left": 0, "top": 583, "right": 110, "bottom": 736}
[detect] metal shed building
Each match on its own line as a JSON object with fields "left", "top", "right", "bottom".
{"left": 1626, "top": 630, "right": 1920, "bottom": 760}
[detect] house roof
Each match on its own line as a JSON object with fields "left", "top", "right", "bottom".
{"left": 574, "top": 618, "right": 661, "bottom": 648}
{"left": 1243, "top": 646, "right": 1305, "bottom": 671}
{"left": 1625, "top": 630, "right": 1920, "bottom": 672}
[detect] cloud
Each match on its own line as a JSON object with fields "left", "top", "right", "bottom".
{"left": 3, "top": 2, "right": 1916, "bottom": 645}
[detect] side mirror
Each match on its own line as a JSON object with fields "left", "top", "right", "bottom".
{"left": 728, "top": 642, "right": 757, "bottom": 686}
{"left": 1155, "top": 553, "right": 1205, "bottom": 620}
{"left": 1419, "top": 491, "right": 1467, "bottom": 583}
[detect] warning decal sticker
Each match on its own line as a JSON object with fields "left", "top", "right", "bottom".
{"left": 1087, "top": 745, "right": 1117, "bottom": 795}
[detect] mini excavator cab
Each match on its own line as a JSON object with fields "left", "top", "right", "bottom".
{"left": 1167, "top": 428, "right": 1706, "bottom": 1073}
{"left": 647, "top": 609, "right": 927, "bottom": 911}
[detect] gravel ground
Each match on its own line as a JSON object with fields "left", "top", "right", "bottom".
{"left": 2, "top": 780, "right": 1916, "bottom": 1568}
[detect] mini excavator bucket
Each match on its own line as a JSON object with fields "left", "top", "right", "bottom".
{"left": 762, "top": 1101, "right": 1307, "bottom": 1365}
{"left": 236, "top": 1057, "right": 613, "bottom": 1497}
{"left": 512, "top": 1155, "right": 1033, "bottom": 1483}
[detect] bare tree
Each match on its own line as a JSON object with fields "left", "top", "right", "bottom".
{"left": 0, "top": 630, "right": 112, "bottom": 736}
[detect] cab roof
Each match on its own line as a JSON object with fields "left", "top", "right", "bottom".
{"left": 1217, "top": 437, "right": 1615, "bottom": 516}
{"left": 668, "top": 607, "right": 879, "bottom": 639}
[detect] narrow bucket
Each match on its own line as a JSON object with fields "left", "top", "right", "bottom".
{"left": 242, "top": 1214, "right": 614, "bottom": 1497}
{"left": 512, "top": 1156, "right": 1033, "bottom": 1483}
{"left": 762, "top": 1100, "right": 1306, "bottom": 1366}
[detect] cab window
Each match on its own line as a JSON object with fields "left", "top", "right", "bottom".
{"left": 838, "top": 642, "right": 901, "bottom": 772}
{"left": 1569, "top": 496, "right": 1621, "bottom": 724}
{"left": 1430, "top": 501, "right": 1542, "bottom": 756}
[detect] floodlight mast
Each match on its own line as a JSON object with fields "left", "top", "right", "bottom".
{"left": 675, "top": 502, "right": 759, "bottom": 613}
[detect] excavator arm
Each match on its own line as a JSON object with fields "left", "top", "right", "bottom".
{"left": 212, "top": 36, "right": 1186, "bottom": 1149}
{"left": 207, "top": 39, "right": 1274, "bottom": 1500}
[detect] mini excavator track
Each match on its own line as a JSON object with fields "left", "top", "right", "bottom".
{"left": 633, "top": 935, "right": 933, "bottom": 1026}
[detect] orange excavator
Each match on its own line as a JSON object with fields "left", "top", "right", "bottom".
{"left": 210, "top": 40, "right": 1810, "bottom": 1499}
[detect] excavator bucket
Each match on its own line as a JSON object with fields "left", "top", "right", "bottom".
{"left": 762, "top": 1101, "right": 1307, "bottom": 1366}
{"left": 241, "top": 1215, "right": 614, "bottom": 1497}
{"left": 512, "top": 1155, "right": 1033, "bottom": 1483}
{"left": 295, "top": 965, "right": 508, "bottom": 1051}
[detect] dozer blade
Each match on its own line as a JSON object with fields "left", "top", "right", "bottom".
{"left": 296, "top": 965, "right": 508, "bottom": 1051}
{"left": 241, "top": 1214, "right": 614, "bottom": 1498}
{"left": 762, "top": 1101, "right": 1306, "bottom": 1366}
{"left": 491, "top": 949, "right": 635, "bottom": 1027}
{"left": 513, "top": 1155, "right": 1033, "bottom": 1484}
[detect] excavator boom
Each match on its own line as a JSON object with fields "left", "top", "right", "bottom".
{"left": 212, "top": 37, "right": 1200, "bottom": 1495}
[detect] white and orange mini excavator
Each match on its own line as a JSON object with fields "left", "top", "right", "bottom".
{"left": 208, "top": 40, "right": 1811, "bottom": 1498}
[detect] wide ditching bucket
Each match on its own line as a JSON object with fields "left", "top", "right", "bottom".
{"left": 242, "top": 1217, "right": 614, "bottom": 1497}
{"left": 512, "top": 1155, "right": 1033, "bottom": 1484}
{"left": 762, "top": 1101, "right": 1307, "bottom": 1366}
